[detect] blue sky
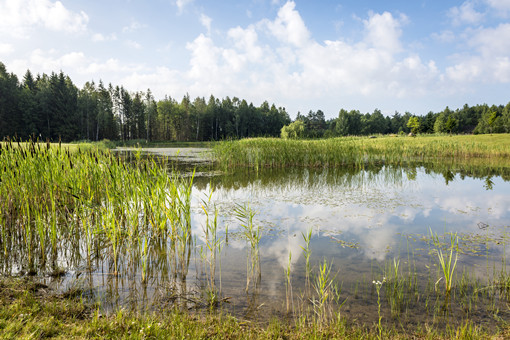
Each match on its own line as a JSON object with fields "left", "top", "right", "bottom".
{"left": 1, "top": 0, "right": 510, "bottom": 119}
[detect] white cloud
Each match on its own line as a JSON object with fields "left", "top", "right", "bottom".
{"left": 156, "top": 1, "right": 443, "bottom": 112}
{"left": 92, "top": 33, "right": 117, "bottom": 42}
{"left": 446, "top": 23, "right": 510, "bottom": 82}
{"left": 431, "top": 30, "right": 456, "bottom": 43}
{"left": 200, "top": 13, "right": 212, "bottom": 35}
{"left": 486, "top": 0, "right": 510, "bottom": 12}
{"left": 9, "top": 49, "right": 87, "bottom": 78}
{"left": 0, "top": 0, "right": 88, "bottom": 38}
{"left": 448, "top": 1, "right": 485, "bottom": 26}
{"left": 264, "top": 1, "right": 310, "bottom": 47}
{"left": 176, "top": 0, "right": 194, "bottom": 14}
{"left": 363, "top": 11, "right": 406, "bottom": 52}
{"left": 122, "top": 21, "right": 146, "bottom": 33}
{"left": 125, "top": 40, "right": 142, "bottom": 50}
{"left": 0, "top": 43, "right": 14, "bottom": 55}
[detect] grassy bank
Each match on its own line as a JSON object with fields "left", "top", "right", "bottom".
{"left": 213, "top": 134, "right": 510, "bottom": 169}
{"left": 1, "top": 277, "right": 508, "bottom": 339}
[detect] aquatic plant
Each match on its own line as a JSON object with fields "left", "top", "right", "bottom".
{"left": 233, "top": 203, "right": 261, "bottom": 293}
{"left": 373, "top": 277, "right": 386, "bottom": 340}
{"left": 311, "top": 258, "right": 343, "bottom": 325}
{"left": 430, "top": 229, "right": 459, "bottom": 297}
{"left": 285, "top": 251, "right": 293, "bottom": 315}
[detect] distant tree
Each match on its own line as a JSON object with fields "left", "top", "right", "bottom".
{"left": 281, "top": 120, "right": 305, "bottom": 139}
{"left": 434, "top": 112, "right": 446, "bottom": 134}
{"left": 407, "top": 116, "right": 421, "bottom": 134}
{"left": 445, "top": 115, "right": 458, "bottom": 134}
{"left": 336, "top": 109, "right": 361, "bottom": 136}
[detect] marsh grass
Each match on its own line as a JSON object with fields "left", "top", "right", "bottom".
{"left": 213, "top": 135, "right": 510, "bottom": 169}
{"left": 199, "top": 191, "right": 225, "bottom": 307}
{"left": 311, "top": 259, "right": 344, "bottom": 326}
{"left": 0, "top": 140, "right": 195, "bottom": 288}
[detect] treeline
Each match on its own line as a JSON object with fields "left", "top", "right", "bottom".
{"left": 0, "top": 62, "right": 290, "bottom": 142}
{"left": 1, "top": 61, "right": 509, "bottom": 142}
{"left": 284, "top": 104, "right": 510, "bottom": 139}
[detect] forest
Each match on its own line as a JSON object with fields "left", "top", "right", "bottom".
{"left": 1, "top": 61, "right": 509, "bottom": 142}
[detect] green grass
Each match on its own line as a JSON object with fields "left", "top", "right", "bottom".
{"left": 0, "top": 139, "right": 194, "bottom": 277}
{"left": 1, "top": 277, "right": 508, "bottom": 339}
{"left": 213, "top": 134, "right": 510, "bottom": 169}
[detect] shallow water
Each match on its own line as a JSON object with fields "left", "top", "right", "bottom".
{"left": 9, "top": 149, "right": 510, "bottom": 327}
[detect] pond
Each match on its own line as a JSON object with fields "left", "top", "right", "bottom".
{"left": 5, "top": 147, "right": 510, "bottom": 329}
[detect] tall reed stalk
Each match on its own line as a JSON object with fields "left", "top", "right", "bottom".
{"left": 234, "top": 203, "right": 261, "bottom": 293}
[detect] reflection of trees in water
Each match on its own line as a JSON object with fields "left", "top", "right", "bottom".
{"left": 193, "top": 160, "right": 510, "bottom": 192}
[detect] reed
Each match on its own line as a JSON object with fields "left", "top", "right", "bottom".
{"left": 301, "top": 228, "right": 313, "bottom": 297}
{"left": 311, "top": 258, "right": 342, "bottom": 325}
{"left": 233, "top": 203, "right": 261, "bottom": 293}
{"left": 200, "top": 191, "right": 224, "bottom": 306}
{"left": 0, "top": 139, "right": 195, "bottom": 282}
{"left": 284, "top": 251, "right": 293, "bottom": 315}
{"left": 213, "top": 135, "right": 510, "bottom": 169}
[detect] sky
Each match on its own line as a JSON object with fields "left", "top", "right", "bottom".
{"left": 1, "top": 0, "right": 510, "bottom": 119}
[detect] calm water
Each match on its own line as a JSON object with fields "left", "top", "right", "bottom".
{"left": 42, "top": 150, "right": 510, "bottom": 326}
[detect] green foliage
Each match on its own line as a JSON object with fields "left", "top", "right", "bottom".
{"left": 406, "top": 116, "right": 421, "bottom": 134}
{"left": 445, "top": 115, "right": 458, "bottom": 134}
{"left": 281, "top": 120, "right": 305, "bottom": 139}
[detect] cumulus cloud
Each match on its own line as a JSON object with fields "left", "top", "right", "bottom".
{"left": 264, "top": 1, "right": 311, "bottom": 47}
{"left": 431, "top": 30, "right": 456, "bottom": 43}
{"left": 170, "top": 1, "right": 440, "bottom": 108}
{"left": 446, "top": 23, "right": 510, "bottom": 82}
{"left": 12, "top": 0, "right": 507, "bottom": 116}
{"left": 0, "top": 0, "right": 88, "bottom": 38}
{"left": 448, "top": 1, "right": 485, "bottom": 26}
{"left": 8, "top": 49, "right": 147, "bottom": 89}
{"left": 363, "top": 11, "right": 406, "bottom": 52}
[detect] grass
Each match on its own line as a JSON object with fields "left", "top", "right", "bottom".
{"left": 213, "top": 134, "right": 510, "bottom": 169}
{"left": 0, "top": 139, "right": 195, "bottom": 279}
{"left": 1, "top": 277, "right": 508, "bottom": 339}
